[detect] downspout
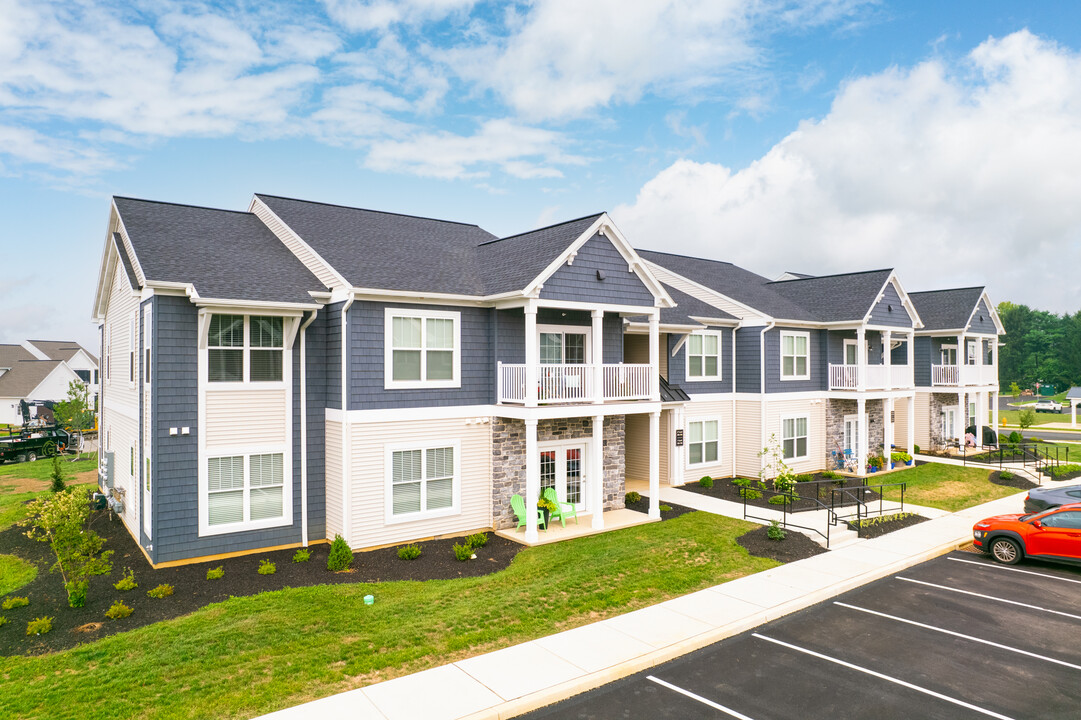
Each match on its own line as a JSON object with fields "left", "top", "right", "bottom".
{"left": 340, "top": 294, "right": 355, "bottom": 544}
{"left": 299, "top": 309, "right": 318, "bottom": 547}
{"left": 731, "top": 322, "right": 741, "bottom": 479}
{"left": 759, "top": 322, "right": 776, "bottom": 477}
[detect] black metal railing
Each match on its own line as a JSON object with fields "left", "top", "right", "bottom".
{"left": 959, "top": 441, "right": 1072, "bottom": 485}
{"left": 830, "top": 481, "right": 906, "bottom": 525}
{"left": 742, "top": 487, "right": 831, "bottom": 548}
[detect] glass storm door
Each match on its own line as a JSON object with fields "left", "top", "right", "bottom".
{"left": 539, "top": 443, "right": 587, "bottom": 512}
{"left": 943, "top": 407, "right": 959, "bottom": 442}
{"left": 844, "top": 416, "right": 859, "bottom": 456}
{"left": 844, "top": 340, "right": 858, "bottom": 365}
{"left": 941, "top": 347, "right": 957, "bottom": 366}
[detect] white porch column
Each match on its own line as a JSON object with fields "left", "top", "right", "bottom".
{"left": 957, "top": 333, "right": 966, "bottom": 386}
{"left": 591, "top": 415, "right": 604, "bottom": 529}
{"left": 591, "top": 310, "right": 604, "bottom": 403}
{"left": 907, "top": 331, "right": 915, "bottom": 381}
{"left": 649, "top": 410, "right": 660, "bottom": 518}
{"left": 992, "top": 391, "right": 1000, "bottom": 441}
{"left": 856, "top": 326, "right": 866, "bottom": 392}
{"left": 976, "top": 391, "right": 987, "bottom": 447}
{"left": 885, "top": 396, "right": 894, "bottom": 464}
{"left": 958, "top": 391, "right": 966, "bottom": 444}
{"left": 649, "top": 310, "right": 660, "bottom": 402}
{"left": 907, "top": 393, "right": 916, "bottom": 454}
{"left": 524, "top": 302, "right": 538, "bottom": 407}
{"left": 857, "top": 396, "right": 868, "bottom": 476}
{"left": 884, "top": 330, "right": 892, "bottom": 391}
{"left": 525, "top": 418, "right": 539, "bottom": 542}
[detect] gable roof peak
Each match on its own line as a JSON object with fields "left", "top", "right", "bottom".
{"left": 479, "top": 212, "right": 606, "bottom": 246}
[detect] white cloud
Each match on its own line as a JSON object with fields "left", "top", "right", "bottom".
{"left": 321, "top": 0, "right": 476, "bottom": 32}
{"left": 613, "top": 30, "right": 1081, "bottom": 314}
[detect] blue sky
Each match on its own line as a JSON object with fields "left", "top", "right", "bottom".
{"left": 3, "top": 0, "right": 1081, "bottom": 350}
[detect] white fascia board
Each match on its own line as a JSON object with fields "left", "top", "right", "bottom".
{"left": 20, "top": 341, "right": 50, "bottom": 360}
{"left": 112, "top": 200, "right": 146, "bottom": 287}
{"left": 863, "top": 273, "right": 924, "bottom": 330}
{"left": 192, "top": 298, "right": 321, "bottom": 314}
{"left": 624, "top": 322, "right": 703, "bottom": 334}
{"left": 91, "top": 222, "right": 121, "bottom": 322}
{"left": 965, "top": 291, "right": 1006, "bottom": 335}
{"left": 250, "top": 196, "right": 350, "bottom": 290}
{"left": 642, "top": 259, "right": 768, "bottom": 321}
{"left": 687, "top": 315, "right": 741, "bottom": 327}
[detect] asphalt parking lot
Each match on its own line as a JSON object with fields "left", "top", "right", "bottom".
{"left": 520, "top": 551, "right": 1081, "bottom": 719}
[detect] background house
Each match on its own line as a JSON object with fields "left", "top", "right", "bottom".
{"left": 0, "top": 343, "right": 88, "bottom": 425}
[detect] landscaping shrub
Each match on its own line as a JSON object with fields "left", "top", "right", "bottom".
{"left": 466, "top": 532, "right": 488, "bottom": 549}
{"left": 65, "top": 580, "right": 88, "bottom": 608}
{"left": 2, "top": 596, "right": 29, "bottom": 610}
{"left": 732, "top": 477, "right": 763, "bottom": 500}
{"left": 1049, "top": 463, "right": 1081, "bottom": 478}
{"left": 660, "top": 504, "right": 673, "bottom": 512}
{"left": 26, "top": 617, "right": 52, "bottom": 636}
{"left": 849, "top": 512, "right": 916, "bottom": 530}
{"left": 913, "top": 444, "right": 921, "bottom": 454}
{"left": 292, "top": 548, "right": 311, "bottom": 563}
{"left": 0, "top": 616, "right": 7, "bottom": 627}
{"left": 794, "top": 473, "right": 814, "bottom": 483}
{"left": 1019, "top": 409, "right": 1037, "bottom": 430}
{"left": 452, "top": 542, "right": 473, "bottom": 561}
{"left": 147, "top": 584, "right": 174, "bottom": 599}
{"left": 624, "top": 491, "right": 641, "bottom": 504}
{"left": 698, "top": 476, "right": 713, "bottom": 488}
{"left": 327, "top": 534, "right": 353, "bottom": 571}
{"left": 1008, "top": 431, "right": 1023, "bottom": 444}
{"left": 104, "top": 601, "right": 133, "bottom": 620}
{"left": 114, "top": 567, "right": 137, "bottom": 591}
{"left": 50, "top": 457, "right": 67, "bottom": 493}
{"left": 258, "top": 559, "right": 276, "bottom": 575}
{"left": 767, "top": 520, "right": 786, "bottom": 541}
{"left": 820, "top": 470, "right": 840, "bottom": 480}
{"left": 767, "top": 494, "right": 792, "bottom": 505}
{"left": 1000, "top": 471, "right": 1014, "bottom": 480}
{"left": 397, "top": 544, "right": 422, "bottom": 561}
{"left": 206, "top": 566, "right": 224, "bottom": 581}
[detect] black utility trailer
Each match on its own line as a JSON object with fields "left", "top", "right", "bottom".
{"left": 0, "top": 426, "right": 71, "bottom": 463}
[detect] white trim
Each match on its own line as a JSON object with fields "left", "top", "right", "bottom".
{"left": 383, "top": 439, "right": 462, "bottom": 524}
{"left": 843, "top": 338, "right": 859, "bottom": 365}
{"left": 383, "top": 307, "right": 462, "bottom": 390}
{"left": 249, "top": 196, "right": 350, "bottom": 290}
{"left": 685, "top": 416, "right": 722, "bottom": 468}
{"left": 643, "top": 259, "right": 768, "bottom": 321}
{"left": 780, "top": 414, "right": 810, "bottom": 461}
{"left": 198, "top": 447, "right": 293, "bottom": 536}
{"left": 779, "top": 330, "right": 810, "bottom": 381}
{"left": 684, "top": 330, "right": 722, "bottom": 382}
{"left": 863, "top": 273, "right": 924, "bottom": 330}
{"left": 537, "top": 438, "right": 590, "bottom": 512}
{"left": 537, "top": 322, "right": 592, "bottom": 364}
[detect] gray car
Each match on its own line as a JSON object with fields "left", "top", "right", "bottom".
{"left": 1025, "top": 484, "right": 1081, "bottom": 513}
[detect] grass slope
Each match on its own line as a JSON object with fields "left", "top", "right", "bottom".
{"left": 881, "top": 463, "right": 1018, "bottom": 512}
{"left": 0, "top": 512, "right": 775, "bottom": 720}
{"left": 0, "top": 554, "right": 36, "bottom": 596}
{"left": 0, "top": 454, "right": 98, "bottom": 531}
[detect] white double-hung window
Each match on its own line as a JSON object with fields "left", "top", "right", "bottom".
{"left": 687, "top": 419, "right": 720, "bottom": 466}
{"left": 385, "top": 308, "right": 460, "bottom": 389}
{"left": 386, "top": 442, "right": 459, "bottom": 522}
{"left": 687, "top": 332, "right": 721, "bottom": 380}
{"left": 782, "top": 416, "right": 809, "bottom": 460}
{"left": 205, "top": 453, "right": 286, "bottom": 532}
{"left": 207, "top": 315, "right": 284, "bottom": 383}
{"left": 780, "top": 331, "right": 809, "bottom": 380}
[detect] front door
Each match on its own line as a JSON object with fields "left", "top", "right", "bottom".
{"left": 943, "top": 407, "right": 959, "bottom": 443}
{"left": 844, "top": 339, "right": 858, "bottom": 366}
{"left": 843, "top": 415, "right": 859, "bottom": 456}
{"left": 539, "top": 442, "right": 587, "bottom": 512}
{"left": 941, "top": 346, "right": 957, "bottom": 366}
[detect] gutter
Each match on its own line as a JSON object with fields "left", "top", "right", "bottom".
{"left": 340, "top": 295, "right": 355, "bottom": 544}
{"left": 759, "top": 322, "right": 776, "bottom": 477}
{"left": 298, "top": 309, "right": 319, "bottom": 547}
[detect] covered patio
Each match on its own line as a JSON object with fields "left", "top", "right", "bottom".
{"left": 495, "top": 508, "right": 658, "bottom": 547}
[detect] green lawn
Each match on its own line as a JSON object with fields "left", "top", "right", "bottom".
{"left": 0, "top": 554, "right": 36, "bottom": 596}
{"left": 0, "top": 453, "right": 98, "bottom": 531}
{"left": 881, "top": 462, "right": 1019, "bottom": 512}
{"left": 0, "top": 512, "right": 775, "bottom": 720}
{"left": 999, "top": 409, "right": 1077, "bottom": 427}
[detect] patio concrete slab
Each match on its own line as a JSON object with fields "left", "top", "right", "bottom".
{"left": 362, "top": 665, "right": 501, "bottom": 720}
{"left": 660, "top": 588, "right": 761, "bottom": 626}
{"left": 534, "top": 622, "right": 654, "bottom": 674}
{"left": 495, "top": 509, "right": 657, "bottom": 547}
{"left": 603, "top": 605, "right": 713, "bottom": 649}
{"left": 455, "top": 642, "right": 583, "bottom": 701}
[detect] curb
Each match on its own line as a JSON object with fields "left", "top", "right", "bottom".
{"left": 458, "top": 534, "right": 973, "bottom": 720}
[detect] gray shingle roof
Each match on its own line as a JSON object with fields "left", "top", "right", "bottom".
{"left": 909, "top": 287, "right": 984, "bottom": 331}
{"left": 628, "top": 283, "right": 737, "bottom": 326}
{"left": 1065, "top": 387, "right": 1081, "bottom": 400}
{"left": 766, "top": 269, "right": 894, "bottom": 323}
{"left": 114, "top": 197, "right": 326, "bottom": 305}
{"left": 0, "top": 345, "right": 64, "bottom": 398}
{"left": 27, "top": 341, "right": 97, "bottom": 365}
{"left": 478, "top": 214, "right": 603, "bottom": 295}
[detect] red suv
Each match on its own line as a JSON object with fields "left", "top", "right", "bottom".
{"left": 972, "top": 502, "right": 1081, "bottom": 565}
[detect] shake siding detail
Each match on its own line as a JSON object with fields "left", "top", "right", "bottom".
{"left": 251, "top": 198, "right": 341, "bottom": 289}
{"left": 325, "top": 419, "right": 343, "bottom": 539}
{"left": 539, "top": 233, "right": 656, "bottom": 307}
{"left": 681, "top": 400, "right": 734, "bottom": 483}
{"left": 103, "top": 256, "right": 141, "bottom": 539}
{"left": 763, "top": 398, "right": 825, "bottom": 475}
{"left": 967, "top": 299, "right": 998, "bottom": 334}
{"left": 914, "top": 337, "right": 932, "bottom": 387}
{"left": 346, "top": 416, "right": 491, "bottom": 550}
{"left": 735, "top": 327, "right": 762, "bottom": 393}
{"left": 734, "top": 399, "right": 762, "bottom": 476}
{"left": 325, "top": 302, "right": 343, "bottom": 410}
{"left": 669, "top": 329, "right": 732, "bottom": 394}
{"left": 303, "top": 315, "right": 327, "bottom": 541}
{"left": 763, "top": 327, "right": 825, "bottom": 393}
{"left": 496, "top": 308, "right": 525, "bottom": 365}
{"left": 204, "top": 389, "right": 288, "bottom": 449}
{"left": 868, "top": 282, "right": 914, "bottom": 327}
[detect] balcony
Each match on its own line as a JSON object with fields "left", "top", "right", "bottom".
{"left": 828, "top": 364, "right": 914, "bottom": 391}
{"left": 932, "top": 364, "right": 998, "bottom": 387}
{"left": 497, "top": 362, "right": 653, "bottom": 405}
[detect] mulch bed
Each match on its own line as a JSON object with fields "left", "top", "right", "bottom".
{"left": 845, "top": 513, "right": 929, "bottom": 539}
{"left": 989, "top": 470, "right": 1038, "bottom": 490}
{"left": 680, "top": 474, "right": 881, "bottom": 513}
{"left": 736, "top": 525, "right": 827, "bottom": 563}
{"left": 624, "top": 497, "right": 697, "bottom": 520}
{"left": 0, "top": 504, "right": 520, "bottom": 656}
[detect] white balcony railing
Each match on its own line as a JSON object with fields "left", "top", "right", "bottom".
{"left": 497, "top": 363, "right": 653, "bottom": 404}
{"left": 933, "top": 364, "right": 998, "bottom": 387}
{"left": 829, "top": 364, "right": 914, "bottom": 391}
{"left": 932, "top": 364, "right": 959, "bottom": 386}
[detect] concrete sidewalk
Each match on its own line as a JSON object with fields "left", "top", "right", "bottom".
{"left": 259, "top": 480, "right": 1073, "bottom": 720}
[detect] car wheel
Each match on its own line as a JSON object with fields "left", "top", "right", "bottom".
{"left": 26, "top": 451, "right": 37, "bottom": 463}
{"left": 990, "top": 537, "right": 1022, "bottom": 565}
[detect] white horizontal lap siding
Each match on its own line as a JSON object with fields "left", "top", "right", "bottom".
{"left": 894, "top": 400, "right": 910, "bottom": 450}
{"left": 734, "top": 400, "right": 761, "bottom": 477}
{"left": 203, "top": 389, "right": 287, "bottom": 450}
{"left": 624, "top": 414, "right": 650, "bottom": 482}
{"left": 348, "top": 416, "right": 491, "bottom": 550}
{"left": 659, "top": 412, "right": 670, "bottom": 485}
{"left": 914, "top": 392, "right": 931, "bottom": 449}
{"left": 325, "top": 419, "right": 343, "bottom": 539}
{"left": 764, "top": 398, "right": 825, "bottom": 475}
{"left": 682, "top": 400, "right": 733, "bottom": 483}
{"left": 251, "top": 201, "right": 340, "bottom": 289}
{"left": 111, "top": 411, "right": 140, "bottom": 537}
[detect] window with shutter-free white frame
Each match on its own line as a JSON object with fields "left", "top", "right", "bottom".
{"left": 686, "top": 332, "right": 721, "bottom": 380}
{"left": 780, "top": 331, "right": 810, "bottom": 380}
{"left": 782, "top": 416, "right": 809, "bottom": 460}
{"left": 386, "top": 441, "right": 460, "bottom": 522}
{"left": 206, "top": 453, "right": 285, "bottom": 528}
{"left": 384, "top": 308, "right": 461, "bottom": 389}
{"left": 687, "top": 419, "right": 720, "bottom": 466}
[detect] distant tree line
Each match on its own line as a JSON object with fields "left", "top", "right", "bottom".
{"left": 997, "top": 302, "right": 1081, "bottom": 393}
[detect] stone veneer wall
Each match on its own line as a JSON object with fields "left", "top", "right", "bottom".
{"left": 929, "top": 392, "right": 958, "bottom": 449}
{"left": 825, "top": 399, "right": 886, "bottom": 464}
{"left": 490, "top": 416, "right": 626, "bottom": 530}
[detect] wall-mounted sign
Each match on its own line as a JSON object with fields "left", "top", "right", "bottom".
{"left": 675, "top": 429, "right": 684, "bottom": 446}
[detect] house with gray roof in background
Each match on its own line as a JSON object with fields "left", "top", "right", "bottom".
{"left": 0, "top": 342, "right": 94, "bottom": 426}
{"left": 90, "top": 193, "right": 1003, "bottom": 566}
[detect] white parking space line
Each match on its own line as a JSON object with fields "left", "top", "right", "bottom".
{"left": 948, "top": 557, "right": 1081, "bottom": 585}
{"left": 752, "top": 634, "right": 1018, "bottom": 720}
{"left": 896, "top": 577, "right": 1081, "bottom": 622}
{"left": 834, "top": 602, "right": 1081, "bottom": 671}
{"left": 645, "top": 676, "right": 756, "bottom": 720}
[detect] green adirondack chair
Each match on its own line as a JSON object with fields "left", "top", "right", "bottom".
{"left": 511, "top": 493, "right": 546, "bottom": 531}
{"left": 543, "top": 487, "right": 579, "bottom": 528}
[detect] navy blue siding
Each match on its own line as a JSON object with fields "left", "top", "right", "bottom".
{"left": 967, "top": 299, "right": 997, "bottom": 334}
{"left": 325, "top": 302, "right": 343, "bottom": 410}
{"left": 868, "top": 282, "right": 913, "bottom": 327}
{"left": 496, "top": 309, "right": 525, "bottom": 364}
{"left": 539, "top": 233, "right": 656, "bottom": 307}
{"left": 890, "top": 337, "right": 909, "bottom": 365}
{"left": 914, "top": 336, "right": 932, "bottom": 386}
{"left": 603, "top": 314, "right": 623, "bottom": 364}
{"left": 349, "top": 301, "right": 493, "bottom": 409}
{"left": 303, "top": 313, "right": 327, "bottom": 542}
{"left": 668, "top": 329, "right": 733, "bottom": 394}
{"left": 866, "top": 331, "right": 883, "bottom": 365}
{"left": 826, "top": 330, "right": 855, "bottom": 365}
{"left": 764, "top": 327, "right": 827, "bottom": 393}
{"left": 735, "top": 327, "right": 762, "bottom": 393}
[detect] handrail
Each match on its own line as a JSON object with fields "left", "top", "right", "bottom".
{"left": 831, "top": 480, "right": 907, "bottom": 524}
{"left": 742, "top": 487, "right": 831, "bottom": 548}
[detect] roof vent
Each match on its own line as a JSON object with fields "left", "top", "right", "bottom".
{"left": 887, "top": 305, "right": 893, "bottom": 312}
{"left": 596, "top": 270, "right": 606, "bottom": 281}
